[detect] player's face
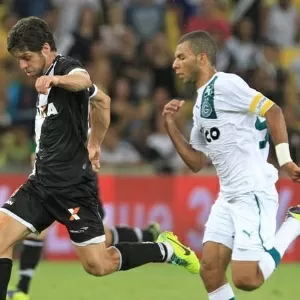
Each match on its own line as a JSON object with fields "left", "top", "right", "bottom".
{"left": 173, "top": 41, "right": 200, "bottom": 84}
{"left": 12, "top": 46, "right": 50, "bottom": 78}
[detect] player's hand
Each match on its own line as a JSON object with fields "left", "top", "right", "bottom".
{"left": 283, "top": 162, "right": 300, "bottom": 182}
{"left": 88, "top": 143, "right": 101, "bottom": 172}
{"left": 35, "top": 75, "right": 59, "bottom": 94}
{"left": 162, "top": 99, "right": 185, "bottom": 124}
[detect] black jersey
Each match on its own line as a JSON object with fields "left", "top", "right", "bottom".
{"left": 31, "top": 55, "right": 94, "bottom": 187}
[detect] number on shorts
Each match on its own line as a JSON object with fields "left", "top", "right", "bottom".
{"left": 255, "top": 117, "right": 269, "bottom": 149}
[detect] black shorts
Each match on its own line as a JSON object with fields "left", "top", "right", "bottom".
{"left": 96, "top": 186, "right": 105, "bottom": 220}
{"left": 1, "top": 179, "right": 105, "bottom": 245}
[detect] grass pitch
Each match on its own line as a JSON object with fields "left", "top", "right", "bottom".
{"left": 9, "top": 261, "right": 299, "bottom": 299}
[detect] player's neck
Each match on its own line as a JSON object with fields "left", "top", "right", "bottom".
{"left": 44, "top": 52, "right": 59, "bottom": 73}
{"left": 196, "top": 67, "right": 217, "bottom": 89}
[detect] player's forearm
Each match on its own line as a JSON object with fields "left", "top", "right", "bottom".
{"left": 265, "top": 104, "right": 288, "bottom": 145}
{"left": 89, "top": 92, "right": 111, "bottom": 145}
{"left": 165, "top": 121, "right": 206, "bottom": 172}
{"left": 55, "top": 74, "right": 92, "bottom": 92}
{"left": 266, "top": 104, "right": 292, "bottom": 167}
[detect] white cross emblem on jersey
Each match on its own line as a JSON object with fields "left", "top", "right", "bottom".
{"left": 68, "top": 207, "right": 80, "bottom": 221}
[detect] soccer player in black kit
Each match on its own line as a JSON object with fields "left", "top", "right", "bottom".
{"left": 0, "top": 17, "right": 200, "bottom": 300}
{"left": 7, "top": 85, "right": 161, "bottom": 300}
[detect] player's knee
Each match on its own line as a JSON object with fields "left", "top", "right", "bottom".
{"left": 83, "top": 260, "right": 108, "bottom": 277}
{"left": 232, "top": 274, "right": 262, "bottom": 291}
{"left": 232, "top": 261, "right": 263, "bottom": 291}
{"left": 82, "top": 248, "right": 118, "bottom": 277}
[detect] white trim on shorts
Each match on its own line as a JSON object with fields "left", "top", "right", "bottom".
{"left": 232, "top": 248, "right": 265, "bottom": 261}
{"left": 0, "top": 208, "right": 37, "bottom": 233}
{"left": 203, "top": 231, "right": 233, "bottom": 250}
{"left": 71, "top": 234, "right": 106, "bottom": 247}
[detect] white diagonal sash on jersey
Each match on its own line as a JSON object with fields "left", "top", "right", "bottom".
{"left": 30, "top": 59, "right": 59, "bottom": 176}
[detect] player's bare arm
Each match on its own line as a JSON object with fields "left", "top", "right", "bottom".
{"left": 265, "top": 103, "right": 300, "bottom": 182}
{"left": 35, "top": 72, "right": 92, "bottom": 94}
{"left": 88, "top": 87, "right": 111, "bottom": 172}
{"left": 89, "top": 87, "right": 111, "bottom": 145}
{"left": 163, "top": 99, "right": 206, "bottom": 173}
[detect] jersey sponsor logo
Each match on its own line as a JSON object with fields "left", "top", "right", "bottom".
{"left": 201, "top": 76, "right": 218, "bottom": 119}
{"left": 37, "top": 102, "right": 58, "bottom": 118}
{"left": 205, "top": 127, "right": 220, "bottom": 143}
{"left": 5, "top": 198, "right": 15, "bottom": 205}
{"left": 68, "top": 207, "right": 81, "bottom": 221}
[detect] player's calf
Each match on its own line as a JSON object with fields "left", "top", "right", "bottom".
{"left": 0, "top": 212, "right": 31, "bottom": 300}
{"left": 200, "top": 258, "right": 226, "bottom": 292}
{"left": 78, "top": 241, "right": 168, "bottom": 276}
{"left": 15, "top": 230, "right": 48, "bottom": 295}
{"left": 76, "top": 242, "right": 120, "bottom": 276}
{"left": 231, "top": 261, "right": 264, "bottom": 291}
{"left": 75, "top": 231, "right": 200, "bottom": 277}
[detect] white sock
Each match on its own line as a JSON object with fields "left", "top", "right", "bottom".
{"left": 208, "top": 283, "right": 235, "bottom": 300}
{"left": 259, "top": 217, "right": 300, "bottom": 281}
{"left": 159, "top": 242, "right": 174, "bottom": 262}
{"left": 258, "top": 252, "right": 276, "bottom": 281}
{"left": 274, "top": 217, "right": 300, "bottom": 257}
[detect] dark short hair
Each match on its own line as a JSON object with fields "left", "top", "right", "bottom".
{"left": 178, "top": 31, "right": 217, "bottom": 65}
{"left": 7, "top": 16, "right": 57, "bottom": 53}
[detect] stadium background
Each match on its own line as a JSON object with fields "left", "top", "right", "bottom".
{"left": 1, "top": 0, "right": 300, "bottom": 299}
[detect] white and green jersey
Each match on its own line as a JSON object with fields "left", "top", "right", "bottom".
{"left": 190, "top": 72, "right": 278, "bottom": 195}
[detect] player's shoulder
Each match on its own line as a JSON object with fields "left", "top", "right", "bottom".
{"left": 58, "top": 55, "right": 83, "bottom": 67}
{"left": 215, "top": 72, "right": 248, "bottom": 91}
{"left": 55, "top": 55, "right": 84, "bottom": 75}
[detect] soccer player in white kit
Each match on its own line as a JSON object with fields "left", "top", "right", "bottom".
{"left": 163, "top": 30, "right": 300, "bottom": 300}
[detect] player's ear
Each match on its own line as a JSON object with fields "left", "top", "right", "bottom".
{"left": 197, "top": 53, "right": 206, "bottom": 67}
{"left": 41, "top": 43, "right": 51, "bottom": 56}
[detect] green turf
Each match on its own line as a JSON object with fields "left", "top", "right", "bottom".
{"left": 8, "top": 261, "right": 300, "bottom": 299}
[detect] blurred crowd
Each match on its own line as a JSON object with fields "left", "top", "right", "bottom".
{"left": 1, "top": 0, "right": 300, "bottom": 173}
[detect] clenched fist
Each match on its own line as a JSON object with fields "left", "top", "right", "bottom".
{"left": 283, "top": 162, "right": 300, "bottom": 183}
{"left": 35, "top": 75, "right": 59, "bottom": 94}
{"left": 162, "top": 99, "right": 185, "bottom": 124}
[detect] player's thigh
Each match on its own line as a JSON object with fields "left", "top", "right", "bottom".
{"left": 0, "top": 182, "right": 54, "bottom": 255}
{"left": 0, "top": 212, "right": 30, "bottom": 257}
{"left": 203, "top": 196, "right": 235, "bottom": 251}
{"left": 231, "top": 188, "right": 278, "bottom": 282}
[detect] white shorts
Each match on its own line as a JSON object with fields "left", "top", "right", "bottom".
{"left": 203, "top": 186, "right": 279, "bottom": 261}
